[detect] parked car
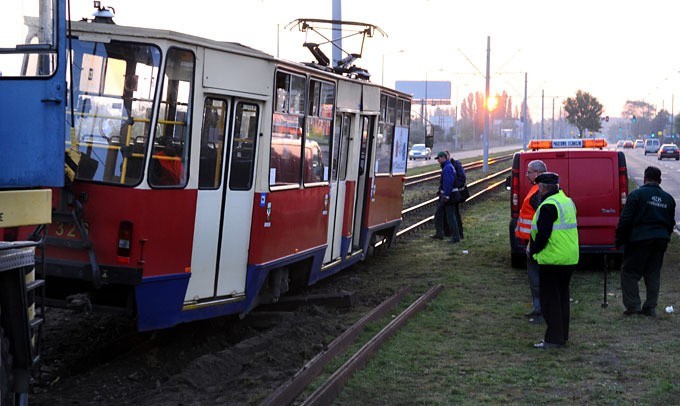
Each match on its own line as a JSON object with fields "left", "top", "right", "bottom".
{"left": 408, "top": 143, "right": 432, "bottom": 160}
{"left": 616, "top": 140, "right": 624, "bottom": 148}
{"left": 657, "top": 144, "right": 679, "bottom": 160}
{"left": 644, "top": 139, "right": 661, "bottom": 155}
{"left": 634, "top": 139, "right": 644, "bottom": 149}
{"left": 623, "top": 140, "right": 634, "bottom": 149}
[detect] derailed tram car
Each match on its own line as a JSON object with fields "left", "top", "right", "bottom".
{"left": 38, "top": 18, "right": 411, "bottom": 330}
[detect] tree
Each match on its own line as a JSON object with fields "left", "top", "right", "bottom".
{"left": 563, "top": 90, "right": 603, "bottom": 137}
{"left": 621, "top": 100, "right": 656, "bottom": 121}
{"left": 650, "top": 109, "right": 671, "bottom": 138}
{"left": 622, "top": 100, "right": 656, "bottom": 138}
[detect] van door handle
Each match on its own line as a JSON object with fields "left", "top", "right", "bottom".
{"left": 41, "top": 98, "right": 62, "bottom": 104}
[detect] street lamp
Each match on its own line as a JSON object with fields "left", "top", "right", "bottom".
{"left": 380, "top": 49, "right": 404, "bottom": 86}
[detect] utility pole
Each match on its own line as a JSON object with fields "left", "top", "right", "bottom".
{"left": 522, "top": 72, "right": 528, "bottom": 148}
{"left": 540, "top": 89, "right": 544, "bottom": 139}
{"left": 332, "top": 0, "right": 341, "bottom": 67}
{"left": 551, "top": 97, "right": 555, "bottom": 139}
{"left": 483, "top": 36, "right": 490, "bottom": 172}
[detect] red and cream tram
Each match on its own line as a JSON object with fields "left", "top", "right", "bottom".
{"left": 36, "top": 17, "right": 411, "bottom": 330}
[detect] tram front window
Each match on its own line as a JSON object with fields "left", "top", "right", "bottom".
{"left": 66, "top": 39, "right": 161, "bottom": 185}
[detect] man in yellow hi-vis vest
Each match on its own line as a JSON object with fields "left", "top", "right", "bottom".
{"left": 529, "top": 172, "right": 579, "bottom": 349}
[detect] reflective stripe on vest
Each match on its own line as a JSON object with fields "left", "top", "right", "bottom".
{"left": 530, "top": 190, "right": 579, "bottom": 265}
{"left": 515, "top": 184, "right": 539, "bottom": 240}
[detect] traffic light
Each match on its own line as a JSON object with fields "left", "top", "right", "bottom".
{"left": 605, "top": 116, "right": 609, "bottom": 122}
{"left": 632, "top": 115, "right": 637, "bottom": 123}
{"left": 651, "top": 132, "right": 655, "bottom": 138}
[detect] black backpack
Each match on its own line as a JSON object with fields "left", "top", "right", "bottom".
{"left": 451, "top": 159, "right": 466, "bottom": 188}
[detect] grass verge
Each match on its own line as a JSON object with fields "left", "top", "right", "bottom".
{"left": 335, "top": 189, "right": 680, "bottom": 405}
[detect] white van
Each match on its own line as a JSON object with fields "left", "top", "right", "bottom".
{"left": 644, "top": 139, "right": 660, "bottom": 155}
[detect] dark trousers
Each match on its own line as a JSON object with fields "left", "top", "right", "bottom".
{"left": 434, "top": 199, "right": 460, "bottom": 242}
{"left": 527, "top": 256, "right": 541, "bottom": 313}
{"left": 539, "top": 266, "right": 573, "bottom": 345}
{"left": 621, "top": 239, "right": 668, "bottom": 312}
{"left": 445, "top": 201, "right": 463, "bottom": 238}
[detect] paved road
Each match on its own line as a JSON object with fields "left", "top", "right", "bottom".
{"left": 618, "top": 147, "right": 680, "bottom": 233}
{"left": 407, "top": 143, "right": 522, "bottom": 170}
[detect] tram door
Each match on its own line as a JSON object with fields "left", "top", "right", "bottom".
{"left": 352, "top": 115, "right": 375, "bottom": 249}
{"left": 324, "top": 113, "right": 352, "bottom": 263}
{"left": 186, "top": 98, "right": 260, "bottom": 302}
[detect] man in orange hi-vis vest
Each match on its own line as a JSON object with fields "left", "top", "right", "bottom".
{"left": 516, "top": 159, "right": 547, "bottom": 324}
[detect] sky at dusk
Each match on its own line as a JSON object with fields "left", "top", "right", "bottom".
{"left": 8, "top": 0, "right": 680, "bottom": 119}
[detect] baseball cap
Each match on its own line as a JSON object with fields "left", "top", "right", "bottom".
{"left": 535, "top": 172, "right": 559, "bottom": 185}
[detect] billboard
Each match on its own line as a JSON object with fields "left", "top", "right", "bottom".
{"left": 395, "top": 81, "right": 451, "bottom": 105}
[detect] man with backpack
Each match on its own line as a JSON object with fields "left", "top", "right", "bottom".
{"left": 431, "top": 151, "right": 461, "bottom": 243}
{"left": 445, "top": 150, "right": 467, "bottom": 239}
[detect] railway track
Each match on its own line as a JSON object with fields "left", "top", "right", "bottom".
{"left": 262, "top": 284, "right": 444, "bottom": 405}
{"left": 396, "top": 152, "right": 514, "bottom": 239}
{"left": 403, "top": 153, "right": 514, "bottom": 187}
{"left": 398, "top": 167, "right": 510, "bottom": 238}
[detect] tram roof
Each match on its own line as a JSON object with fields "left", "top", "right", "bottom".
{"left": 69, "top": 20, "right": 275, "bottom": 61}
{"left": 68, "top": 20, "right": 412, "bottom": 99}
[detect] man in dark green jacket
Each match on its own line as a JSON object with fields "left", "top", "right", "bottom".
{"left": 615, "top": 166, "right": 676, "bottom": 317}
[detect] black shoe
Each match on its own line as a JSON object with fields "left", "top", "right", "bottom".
{"left": 641, "top": 308, "right": 656, "bottom": 317}
{"left": 429, "top": 235, "right": 444, "bottom": 240}
{"left": 533, "top": 341, "right": 564, "bottom": 349}
{"left": 450, "top": 239, "right": 460, "bottom": 244}
{"left": 529, "top": 315, "right": 544, "bottom": 325}
{"left": 623, "top": 308, "right": 641, "bottom": 316}
{"left": 524, "top": 310, "right": 541, "bottom": 318}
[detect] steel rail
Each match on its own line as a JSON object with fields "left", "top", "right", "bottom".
{"left": 401, "top": 167, "right": 511, "bottom": 216}
{"left": 404, "top": 153, "right": 513, "bottom": 187}
{"left": 396, "top": 173, "right": 509, "bottom": 238}
{"left": 300, "top": 284, "right": 444, "bottom": 406}
{"left": 260, "top": 286, "right": 412, "bottom": 406}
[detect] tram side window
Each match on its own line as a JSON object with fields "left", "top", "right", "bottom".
{"left": 270, "top": 71, "right": 306, "bottom": 187}
{"left": 304, "top": 80, "right": 334, "bottom": 184}
{"left": 230, "top": 102, "right": 259, "bottom": 190}
{"left": 375, "top": 94, "right": 396, "bottom": 175}
{"left": 199, "top": 98, "right": 227, "bottom": 189}
{"left": 66, "top": 39, "right": 161, "bottom": 185}
{"left": 150, "top": 48, "right": 195, "bottom": 188}
{"left": 392, "top": 98, "right": 411, "bottom": 175}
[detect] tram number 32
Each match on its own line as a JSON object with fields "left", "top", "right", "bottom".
{"left": 53, "top": 221, "right": 89, "bottom": 238}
